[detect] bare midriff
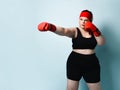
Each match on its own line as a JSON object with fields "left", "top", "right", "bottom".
{"left": 73, "top": 49, "right": 95, "bottom": 55}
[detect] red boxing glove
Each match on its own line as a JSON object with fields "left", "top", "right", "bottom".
{"left": 85, "top": 22, "right": 101, "bottom": 37}
{"left": 38, "top": 22, "right": 56, "bottom": 32}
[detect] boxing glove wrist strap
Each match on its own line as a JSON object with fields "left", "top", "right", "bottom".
{"left": 93, "top": 29, "right": 101, "bottom": 37}
{"left": 49, "top": 24, "right": 56, "bottom": 32}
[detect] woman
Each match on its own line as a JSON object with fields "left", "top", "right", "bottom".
{"left": 37, "top": 10, "right": 105, "bottom": 90}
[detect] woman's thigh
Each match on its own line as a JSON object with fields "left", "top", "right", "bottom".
{"left": 67, "top": 79, "right": 79, "bottom": 90}
{"left": 87, "top": 82, "right": 101, "bottom": 90}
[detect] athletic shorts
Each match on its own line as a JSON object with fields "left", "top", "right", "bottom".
{"left": 67, "top": 51, "right": 100, "bottom": 83}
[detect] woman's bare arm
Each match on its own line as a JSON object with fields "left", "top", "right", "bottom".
{"left": 54, "top": 26, "right": 77, "bottom": 38}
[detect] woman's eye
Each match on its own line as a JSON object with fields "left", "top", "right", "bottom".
{"left": 85, "top": 19, "right": 89, "bottom": 21}
{"left": 80, "top": 18, "right": 82, "bottom": 21}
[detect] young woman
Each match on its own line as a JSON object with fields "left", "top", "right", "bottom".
{"left": 38, "top": 10, "right": 105, "bottom": 90}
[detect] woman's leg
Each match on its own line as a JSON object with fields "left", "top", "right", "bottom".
{"left": 87, "top": 82, "right": 101, "bottom": 90}
{"left": 67, "top": 79, "right": 79, "bottom": 90}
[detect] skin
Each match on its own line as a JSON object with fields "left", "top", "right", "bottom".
{"left": 53, "top": 17, "right": 105, "bottom": 90}
{"left": 55, "top": 17, "right": 105, "bottom": 54}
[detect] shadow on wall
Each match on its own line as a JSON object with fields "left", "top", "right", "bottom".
{"left": 96, "top": 23, "right": 120, "bottom": 90}
{"left": 78, "top": 22, "right": 120, "bottom": 90}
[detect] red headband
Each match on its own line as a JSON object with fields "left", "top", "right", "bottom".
{"left": 80, "top": 11, "right": 92, "bottom": 21}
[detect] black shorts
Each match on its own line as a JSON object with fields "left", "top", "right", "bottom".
{"left": 67, "top": 51, "right": 100, "bottom": 83}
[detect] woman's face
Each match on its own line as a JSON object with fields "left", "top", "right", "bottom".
{"left": 79, "top": 17, "right": 90, "bottom": 29}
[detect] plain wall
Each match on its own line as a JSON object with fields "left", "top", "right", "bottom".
{"left": 0, "top": 0, "right": 120, "bottom": 90}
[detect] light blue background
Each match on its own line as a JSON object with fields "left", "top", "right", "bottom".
{"left": 0, "top": 0, "right": 120, "bottom": 90}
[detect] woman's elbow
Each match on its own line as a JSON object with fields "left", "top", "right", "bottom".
{"left": 97, "top": 39, "right": 105, "bottom": 46}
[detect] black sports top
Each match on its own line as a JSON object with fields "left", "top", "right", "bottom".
{"left": 72, "top": 27, "right": 97, "bottom": 49}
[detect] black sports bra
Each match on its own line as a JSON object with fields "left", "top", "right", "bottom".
{"left": 72, "top": 27, "right": 97, "bottom": 49}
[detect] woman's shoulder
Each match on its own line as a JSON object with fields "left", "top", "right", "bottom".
{"left": 66, "top": 27, "right": 78, "bottom": 38}
{"left": 70, "top": 27, "right": 78, "bottom": 38}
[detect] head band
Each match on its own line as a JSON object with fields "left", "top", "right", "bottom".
{"left": 80, "top": 11, "right": 92, "bottom": 21}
